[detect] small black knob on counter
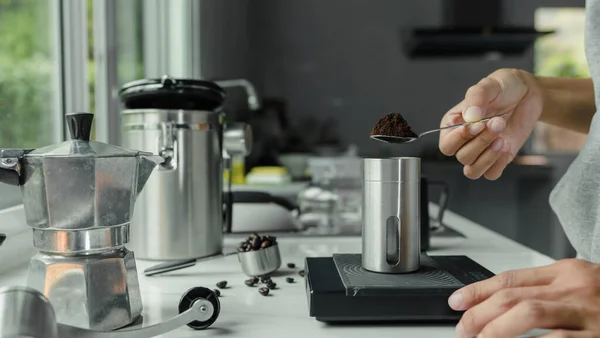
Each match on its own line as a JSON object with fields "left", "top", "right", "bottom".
{"left": 66, "top": 112, "right": 94, "bottom": 141}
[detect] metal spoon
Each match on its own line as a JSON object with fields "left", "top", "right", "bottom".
{"left": 370, "top": 113, "right": 508, "bottom": 144}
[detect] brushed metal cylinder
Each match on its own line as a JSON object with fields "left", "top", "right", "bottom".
{"left": 0, "top": 286, "right": 58, "bottom": 338}
{"left": 362, "top": 157, "right": 421, "bottom": 273}
{"left": 122, "top": 109, "right": 224, "bottom": 261}
{"left": 237, "top": 244, "right": 282, "bottom": 277}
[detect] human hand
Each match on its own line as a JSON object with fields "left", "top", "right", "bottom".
{"left": 438, "top": 69, "right": 543, "bottom": 180}
{"left": 449, "top": 259, "right": 600, "bottom": 338}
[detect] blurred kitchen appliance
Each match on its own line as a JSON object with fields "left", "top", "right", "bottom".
{"left": 0, "top": 285, "right": 221, "bottom": 338}
{"left": 119, "top": 75, "right": 256, "bottom": 261}
{"left": 305, "top": 156, "right": 495, "bottom": 323}
{"left": 404, "top": 0, "right": 554, "bottom": 58}
{"left": 0, "top": 113, "right": 162, "bottom": 331}
{"left": 298, "top": 156, "right": 362, "bottom": 234}
{"left": 420, "top": 177, "right": 451, "bottom": 250}
{"left": 362, "top": 158, "right": 421, "bottom": 273}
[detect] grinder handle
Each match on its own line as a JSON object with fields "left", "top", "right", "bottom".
{"left": 57, "top": 291, "right": 217, "bottom": 338}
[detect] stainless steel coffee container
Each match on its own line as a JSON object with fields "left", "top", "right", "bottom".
{"left": 122, "top": 108, "right": 225, "bottom": 260}
{"left": 362, "top": 157, "right": 420, "bottom": 273}
{"left": 119, "top": 76, "right": 257, "bottom": 261}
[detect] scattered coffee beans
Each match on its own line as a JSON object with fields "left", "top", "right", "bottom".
{"left": 298, "top": 270, "right": 305, "bottom": 277}
{"left": 261, "top": 276, "right": 271, "bottom": 284}
{"left": 213, "top": 289, "right": 221, "bottom": 297}
{"left": 216, "top": 281, "right": 228, "bottom": 289}
{"left": 267, "top": 282, "right": 277, "bottom": 290}
{"left": 237, "top": 233, "right": 278, "bottom": 252}
{"left": 287, "top": 263, "right": 296, "bottom": 268}
{"left": 370, "top": 112, "right": 418, "bottom": 138}
{"left": 244, "top": 279, "right": 256, "bottom": 287}
{"left": 286, "top": 277, "right": 295, "bottom": 283}
{"left": 258, "top": 287, "right": 270, "bottom": 296}
{"left": 250, "top": 276, "right": 259, "bottom": 284}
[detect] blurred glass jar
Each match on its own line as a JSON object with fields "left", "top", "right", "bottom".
{"left": 297, "top": 157, "right": 362, "bottom": 234}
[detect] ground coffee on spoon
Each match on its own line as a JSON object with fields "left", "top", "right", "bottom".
{"left": 370, "top": 112, "right": 418, "bottom": 138}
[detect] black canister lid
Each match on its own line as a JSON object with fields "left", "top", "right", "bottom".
{"left": 119, "top": 75, "right": 226, "bottom": 111}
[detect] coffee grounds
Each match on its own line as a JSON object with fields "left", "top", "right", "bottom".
{"left": 370, "top": 113, "right": 418, "bottom": 138}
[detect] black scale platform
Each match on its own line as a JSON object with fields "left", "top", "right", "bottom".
{"left": 305, "top": 254, "right": 495, "bottom": 323}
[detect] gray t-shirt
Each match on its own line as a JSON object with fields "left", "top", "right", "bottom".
{"left": 549, "top": 0, "right": 600, "bottom": 263}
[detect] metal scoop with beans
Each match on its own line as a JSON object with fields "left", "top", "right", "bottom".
{"left": 370, "top": 112, "right": 508, "bottom": 144}
{"left": 144, "top": 233, "right": 281, "bottom": 277}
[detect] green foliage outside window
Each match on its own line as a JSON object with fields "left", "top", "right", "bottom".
{"left": 0, "top": 0, "right": 54, "bottom": 148}
{"left": 534, "top": 8, "right": 590, "bottom": 79}
{"left": 0, "top": 0, "right": 144, "bottom": 146}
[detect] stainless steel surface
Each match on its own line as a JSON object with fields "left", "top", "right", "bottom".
{"left": 122, "top": 109, "right": 225, "bottom": 261}
{"left": 0, "top": 152, "right": 160, "bottom": 253}
{"left": 0, "top": 118, "right": 162, "bottom": 253}
{"left": 215, "top": 79, "right": 261, "bottom": 111}
{"left": 0, "top": 113, "right": 162, "bottom": 331}
{"left": 27, "top": 248, "right": 142, "bottom": 330}
{"left": 32, "top": 226, "right": 129, "bottom": 254}
{"left": 362, "top": 157, "right": 421, "bottom": 273}
{"left": 370, "top": 113, "right": 508, "bottom": 144}
{"left": 0, "top": 286, "right": 58, "bottom": 338}
{"left": 0, "top": 286, "right": 217, "bottom": 338}
{"left": 238, "top": 244, "right": 281, "bottom": 277}
{"left": 223, "top": 123, "right": 253, "bottom": 156}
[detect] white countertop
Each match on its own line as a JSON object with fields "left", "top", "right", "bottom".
{"left": 0, "top": 204, "right": 556, "bottom": 337}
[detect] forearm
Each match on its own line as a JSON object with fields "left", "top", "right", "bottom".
{"left": 534, "top": 75, "right": 596, "bottom": 134}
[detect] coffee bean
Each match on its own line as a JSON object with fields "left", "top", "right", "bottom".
{"left": 286, "top": 277, "right": 294, "bottom": 283}
{"left": 261, "top": 240, "right": 271, "bottom": 249}
{"left": 298, "top": 270, "right": 305, "bottom": 277}
{"left": 250, "top": 276, "right": 259, "bottom": 283}
{"left": 216, "top": 281, "right": 228, "bottom": 289}
{"left": 267, "top": 282, "right": 277, "bottom": 289}
{"left": 261, "top": 276, "right": 271, "bottom": 284}
{"left": 258, "top": 287, "right": 270, "bottom": 296}
{"left": 213, "top": 289, "right": 221, "bottom": 297}
{"left": 287, "top": 263, "right": 295, "bottom": 268}
{"left": 252, "top": 237, "right": 262, "bottom": 250}
{"left": 244, "top": 279, "right": 256, "bottom": 287}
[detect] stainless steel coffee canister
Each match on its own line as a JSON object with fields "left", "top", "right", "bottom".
{"left": 362, "top": 157, "right": 421, "bottom": 273}
{"left": 119, "top": 76, "right": 255, "bottom": 261}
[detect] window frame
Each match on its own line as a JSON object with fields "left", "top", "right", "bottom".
{"left": 92, "top": 0, "right": 121, "bottom": 144}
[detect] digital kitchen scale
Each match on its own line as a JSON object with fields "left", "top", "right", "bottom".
{"left": 305, "top": 253, "right": 495, "bottom": 323}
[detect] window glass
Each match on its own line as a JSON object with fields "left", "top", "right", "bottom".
{"left": 116, "top": 0, "right": 145, "bottom": 86}
{"left": 533, "top": 8, "right": 589, "bottom": 153}
{"left": 0, "top": 0, "right": 60, "bottom": 209}
{"left": 87, "top": 0, "right": 144, "bottom": 141}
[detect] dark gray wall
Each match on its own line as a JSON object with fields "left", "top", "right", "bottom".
{"left": 200, "top": 0, "right": 586, "bottom": 259}
{"left": 203, "top": 0, "right": 532, "bottom": 156}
